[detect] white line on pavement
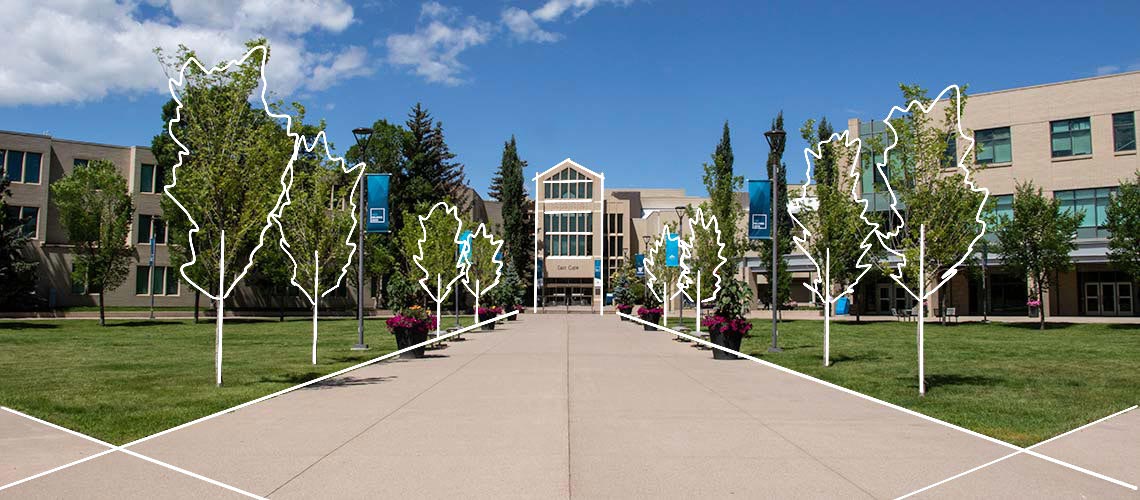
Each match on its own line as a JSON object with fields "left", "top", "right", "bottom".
{"left": 618, "top": 312, "right": 1138, "bottom": 492}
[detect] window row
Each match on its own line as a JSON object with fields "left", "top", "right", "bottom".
{"left": 606, "top": 213, "right": 623, "bottom": 234}
{"left": 545, "top": 234, "right": 594, "bottom": 257}
{"left": 988, "top": 188, "right": 1117, "bottom": 240}
{"left": 543, "top": 180, "right": 593, "bottom": 199}
{"left": 974, "top": 112, "right": 1136, "bottom": 164}
{"left": 138, "top": 214, "right": 168, "bottom": 244}
{"left": 135, "top": 266, "right": 180, "bottom": 296}
{"left": 3, "top": 205, "right": 38, "bottom": 239}
{"left": 1, "top": 150, "right": 43, "bottom": 184}
{"left": 544, "top": 212, "right": 593, "bottom": 233}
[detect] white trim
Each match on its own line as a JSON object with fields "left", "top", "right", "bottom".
{"left": 546, "top": 255, "right": 597, "bottom": 260}
{"left": 541, "top": 198, "right": 593, "bottom": 203}
{"left": 532, "top": 157, "right": 605, "bottom": 181}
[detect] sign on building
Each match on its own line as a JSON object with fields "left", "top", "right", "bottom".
{"left": 365, "top": 173, "right": 391, "bottom": 233}
{"left": 748, "top": 179, "right": 772, "bottom": 240}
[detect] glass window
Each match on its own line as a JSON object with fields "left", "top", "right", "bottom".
{"left": 943, "top": 131, "right": 957, "bottom": 167}
{"left": 152, "top": 265, "right": 165, "bottom": 295}
{"left": 21, "top": 207, "right": 37, "bottom": 238}
{"left": 1051, "top": 117, "right": 1092, "bottom": 157}
{"left": 975, "top": 127, "right": 1012, "bottom": 164}
{"left": 23, "top": 152, "right": 41, "bottom": 183}
{"left": 6, "top": 151, "right": 24, "bottom": 182}
{"left": 165, "top": 268, "right": 179, "bottom": 295}
{"left": 136, "top": 266, "right": 149, "bottom": 295}
{"left": 1055, "top": 187, "right": 1117, "bottom": 239}
{"left": 138, "top": 214, "right": 152, "bottom": 244}
{"left": 141, "top": 164, "right": 155, "bottom": 193}
{"left": 1114, "top": 112, "right": 1136, "bottom": 152}
{"left": 154, "top": 217, "right": 166, "bottom": 244}
{"left": 989, "top": 194, "right": 1013, "bottom": 225}
{"left": 73, "top": 159, "right": 89, "bottom": 168}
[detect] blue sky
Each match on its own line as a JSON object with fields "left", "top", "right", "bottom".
{"left": 2, "top": 0, "right": 1138, "bottom": 196}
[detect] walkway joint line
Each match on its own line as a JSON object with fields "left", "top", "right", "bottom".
{"left": 0, "top": 407, "right": 266, "bottom": 499}
{"left": 895, "top": 404, "right": 1138, "bottom": 499}
{"left": 617, "top": 312, "right": 1138, "bottom": 492}
{"left": 0, "top": 312, "right": 517, "bottom": 495}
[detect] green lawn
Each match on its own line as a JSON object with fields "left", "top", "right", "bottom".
{"left": 0, "top": 315, "right": 481, "bottom": 444}
{"left": 664, "top": 317, "right": 1140, "bottom": 446}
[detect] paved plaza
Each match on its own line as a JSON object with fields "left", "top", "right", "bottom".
{"left": 2, "top": 314, "right": 1137, "bottom": 498}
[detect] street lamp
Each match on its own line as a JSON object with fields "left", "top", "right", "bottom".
{"left": 352, "top": 127, "right": 374, "bottom": 351}
{"left": 674, "top": 206, "right": 686, "bottom": 325}
{"left": 763, "top": 127, "right": 786, "bottom": 353}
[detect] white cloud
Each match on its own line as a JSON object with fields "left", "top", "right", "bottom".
{"left": 502, "top": 0, "right": 632, "bottom": 43}
{"left": 0, "top": 0, "right": 370, "bottom": 106}
{"left": 1096, "top": 65, "right": 1122, "bottom": 76}
{"left": 384, "top": 3, "right": 491, "bottom": 86}
{"left": 501, "top": 7, "right": 562, "bottom": 43}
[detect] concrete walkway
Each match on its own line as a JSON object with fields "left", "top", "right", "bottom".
{"left": 2, "top": 314, "right": 1135, "bottom": 498}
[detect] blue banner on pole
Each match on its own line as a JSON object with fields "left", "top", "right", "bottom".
{"left": 634, "top": 254, "right": 645, "bottom": 277}
{"left": 365, "top": 173, "right": 390, "bottom": 233}
{"left": 458, "top": 230, "right": 473, "bottom": 264}
{"left": 149, "top": 234, "right": 156, "bottom": 265}
{"left": 665, "top": 234, "right": 679, "bottom": 267}
{"left": 748, "top": 179, "right": 772, "bottom": 240}
{"left": 594, "top": 259, "right": 601, "bottom": 279}
{"left": 537, "top": 258, "right": 543, "bottom": 279}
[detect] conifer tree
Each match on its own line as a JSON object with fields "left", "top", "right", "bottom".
{"left": 492, "top": 136, "right": 531, "bottom": 293}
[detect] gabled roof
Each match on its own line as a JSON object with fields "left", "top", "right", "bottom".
{"left": 533, "top": 158, "right": 605, "bottom": 181}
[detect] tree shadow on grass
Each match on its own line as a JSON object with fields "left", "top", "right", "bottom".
{"left": 922, "top": 373, "right": 1004, "bottom": 392}
{"left": 113, "top": 320, "right": 180, "bottom": 328}
{"left": 997, "top": 322, "right": 1078, "bottom": 331}
{"left": 1107, "top": 323, "right": 1140, "bottom": 331}
{"left": 0, "top": 321, "right": 58, "bottom": 330}
{"left": 829, "top": 353, "right": 883, "bottom": 365}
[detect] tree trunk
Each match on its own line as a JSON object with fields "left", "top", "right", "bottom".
{"left": 98, "top": 291, "right": 106, "bottom": 326}
{"left": 194, "top": 290, "right": 200, "bottom": 324}
{"left": 279, "top": 287, "right": 285, "bottom": 322}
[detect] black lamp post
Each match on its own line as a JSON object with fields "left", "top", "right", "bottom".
{"left": 352, "top": 127, "right": 374, "bottom": 351}
{"left": 674, "top": 206, "right": 686, "bottom": 324}
{"left": 763, "top": 127, "right": 786, "bottom": 353}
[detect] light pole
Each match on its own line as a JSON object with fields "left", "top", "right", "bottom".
{"left": 764, "top": 127, "right": 786, "bottom": 353}
{"left": 674, "top": 206, "right": 686, "bottom": 325}
{"left": 352, "top": 127, "right": 374, "bottom": 351}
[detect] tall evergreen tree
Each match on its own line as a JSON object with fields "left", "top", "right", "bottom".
{"left": 402, "top": 103, "right": 469, "bottom": 211}
{"left": 495, "top": 136, "right": 531, "bottom": 292}
{"left": 701, "top": 122, "right": 746, "bottom": 282}
{"left": 0, "top": 163, "right": 38, "bottom": 309}
{"left": 759, "top": 112, "right": 793, "bottom": 307}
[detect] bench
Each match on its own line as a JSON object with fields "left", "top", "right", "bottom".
{"left": 942, "top": 307, "right": 960, "bottom": 324}
{"left": 892, "top": 308, "right": 916, "bottom": 322}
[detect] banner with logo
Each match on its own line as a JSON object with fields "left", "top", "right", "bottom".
{"left": 365, "top": 173, "right": 391, "bottom": 233}
{"left": 748, "top": 179, "right": 772, "bottom": 240}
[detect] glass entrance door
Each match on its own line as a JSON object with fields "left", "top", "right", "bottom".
{"left": 1085, "top": 282, "right": 1135, "bottom": 316}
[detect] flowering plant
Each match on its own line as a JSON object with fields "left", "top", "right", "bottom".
{"left": 616, "top": 303, "right": 634, "bottom": 313}
{"left": 513, "top": 304, "right": 525, "bottom": 313}
{"left": 637, "top": 306, "right": 663, "bottom": 317}
{"left": 1026, "top": 299, "right": 1041, "bottom": 307}
{"left": 702, "top": 315, "right": 753, "bottom": 337}
{"left": 477, "top": 306, "right": 504, "bottom": 317}
{"left": 386, "top": 305, "right": 434, "bottom": 335}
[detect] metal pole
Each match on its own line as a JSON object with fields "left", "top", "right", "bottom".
{"left": 982, "top": 239, "right": 989, "bottom": 323}
{"left": 455, "top": 246, "right": 461, "bottom": 328}
{"left": 148, "top": 234, "right": 155, "bottom": 320}
{"left": 676, "top": 218, "right": 684, "bottom": 325}
{"left": 353, "top": 164, "right": 368, "bottom": 350}
{"left": 769, "top": 166, "right": 782, "bottom": 353}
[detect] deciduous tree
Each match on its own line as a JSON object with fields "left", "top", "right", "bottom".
{"left": 51, "top": 160, "right": 136, "bottom": 325}
{"left": 1105, "top": 172, "right": 1140, "bottom": 281}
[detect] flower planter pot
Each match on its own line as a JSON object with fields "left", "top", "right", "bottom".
{"left": 393, "top": 328, "right": 428, "bottom": 359}
{"left": 508, "top": 314, "right": 518, "bottom": 321}
{"left": 709, "top": 330, "right": 742, "bottom": 360}
{"left": 640, "top": 313, "right": 661, "bottom": 330}
{"left": 1028, "top": 306, "right": 1039, "bottom": 318}
{"left": 481, "top": 322, "right": 496, "bottom": 331}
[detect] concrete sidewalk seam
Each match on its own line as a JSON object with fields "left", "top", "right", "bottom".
{"left": 617, "top": 312, "right": 1139, "bottom": 492}
{"left": 894, "top": 404, "right": 1138, "bottom": 499}
{"left": 0, "top": 407, "right": 266, "bottom": 499}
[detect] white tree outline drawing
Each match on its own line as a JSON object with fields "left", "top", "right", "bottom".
{"left": 460, "top": 223, "right": 504, "bottom": 324}
{"left": 681, "top": 207, "right": 727, "bottom": 334}
{"left": 413, "top": 202, "right": 468, "bottom": 334}
{"left": 874, "top": 84, "right": 990, "bottom": 395}
{"left": 644, "top": 226, "right": 692, "bottom": 327}
{"left": 789, "top": 131, "right": 877, "bottom": 366}
{"left": 272, "top": 131, "right": 364, "bottom": 365}
{"left": 164, "top": 45, "right": 294, "bottom": 386}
